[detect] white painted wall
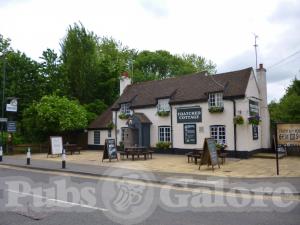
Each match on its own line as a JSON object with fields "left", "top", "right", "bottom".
{"left": 88, "top": 130, "right": 115, "bottom": 145}
{"left": 111, "top": 69, "right": 270, "bottom": 152}
{"left": 172, "top": 101, "right": 234, "bottom": 150}
{"left": 120, "top": 76, "right": 131, "bottom": 95}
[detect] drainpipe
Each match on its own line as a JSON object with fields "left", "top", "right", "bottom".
{"left": 115, "top": 111, "right": 118, "bottom": 145}
{"left": 231, "top": 99, "right": 237, "bottom": 157}
{"left": 170, "top": 105, "right": 174, "bottom": 149}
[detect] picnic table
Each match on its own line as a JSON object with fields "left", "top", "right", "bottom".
{"left": 186, "top": 148, "right": 203, "bottom": 164}
{"left": 121, "top": 146, "right": 153, "bottom": 161}
{"left": 64, "top": 143, "right": 81, "bottom": 155}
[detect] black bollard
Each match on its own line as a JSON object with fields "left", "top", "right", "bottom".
{"left": 26, "top": 147, "right": 31, "bottom": 165}
{"left": 62, "top": 149, "right": 66, "bottom": 169}
{"left": 0, "top": 146, "right": 3, "bottom": 162}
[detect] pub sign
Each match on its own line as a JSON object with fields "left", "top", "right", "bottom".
{"left": 177, "top": 107, "right": 202, "bottom": 123}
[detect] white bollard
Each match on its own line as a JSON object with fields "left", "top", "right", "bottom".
{"left": 26, "top": 147, "right": 31, "bottom": 165}
{"left": 62, "top": 149, "right": 66, "bottom": 169}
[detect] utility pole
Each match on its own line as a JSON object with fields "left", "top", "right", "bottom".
{"left": 253, "top": 33, "right": 258, "bottom": 69}
{"left": 1, "top": 55, "right": 6, "bottom": 150}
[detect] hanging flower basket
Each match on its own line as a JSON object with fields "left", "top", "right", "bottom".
{"left": 248, "top": 115, "right": 261, "bottom": 125}
{"left": 209, "top": 106, "right": 224, "bottom": 113}
{"left": 157, "top": 110, "right": 170, "bottom": 117}
{"left": 107, "top": 121, "right": 115, "bottom": 130}
{"left": 119, "top": 113, "right": 129, "bottom": 120}
{"left": 233, "top": 115, "right": 244, "bottom": 125}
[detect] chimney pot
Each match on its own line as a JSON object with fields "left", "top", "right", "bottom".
{"left": 259, "top": 64, "right": 263, "bottom": 69}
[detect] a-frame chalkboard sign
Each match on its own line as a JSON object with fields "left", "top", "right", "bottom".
{"left": 102, "top": 139, "right": 118, "bottom": 162}
{"left": 199, "top": 138, "right": 220, "bottom": 171}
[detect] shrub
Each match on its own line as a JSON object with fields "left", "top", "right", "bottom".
{"left": 156, "top": 141, "right": 171, "bottom": 149}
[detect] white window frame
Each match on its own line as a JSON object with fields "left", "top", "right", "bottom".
{"left": 158, "top": 126, "right": 171, "bottom": 142}
{"left": 120, "top": 103, "right": 131, "bottom": 115}
{"left": 157, "top": 99, "right": 170, "bottom": 112}
{"left": 208, "top": 92, "right": 224, "bottom": 108}
{"left": 210, "top": 125, "right": 226, "bottom": 144}
{"left": 94, "top": 130, "right": 100, "bottom": 145}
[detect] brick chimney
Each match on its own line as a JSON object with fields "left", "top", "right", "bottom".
{"left": 120, "top": 72, "right": 131, "bottom": 95}
{"left": 256, "top": 63, "right": 271, "bottom": 149}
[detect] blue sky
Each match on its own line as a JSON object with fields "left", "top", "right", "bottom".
{"left": 0, "top": 0, "right": 299, "bottom": 102}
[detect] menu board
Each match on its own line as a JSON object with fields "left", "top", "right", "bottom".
{"left": 184, "top": 124, "right": 196, "bottom": 144}
{"left": 207, "top": 138, "right": 218, "bottom": 166}
{"left": 50, "top": 136, "right": 63, "bottom": 155}
{"left": 103, "top": 139, "right": 118, "bottom": 162}
{"left": 199, "top": 138, "right": 220, "bottom": 170}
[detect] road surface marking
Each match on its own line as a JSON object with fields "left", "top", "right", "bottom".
{"left": 1, "top": 165, "right": 299, "bottom": 202}
{"left": 5, "top": 189, "right": 108, "bottom": 212}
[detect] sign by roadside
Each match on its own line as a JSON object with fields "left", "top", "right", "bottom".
{"left": 276, "top": 123, "right": 300, "bottom": 145}
{"left": 7, "top": 121, "right": 16, "bottom": 133}
{"left": 0, "top": 118, "right": 8, "bottom": 123}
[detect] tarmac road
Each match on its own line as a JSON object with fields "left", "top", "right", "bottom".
{"left": 0, "top": 166, "right": 299, "bottom": 225}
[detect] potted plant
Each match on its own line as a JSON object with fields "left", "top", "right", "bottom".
{"left": 155, "top": 141, "right": 172, "bottom": 154}
{"left": 248, "top": 115, "right": 261, "bottom": 125}
{"left": 119, "top": 113, "right": 129, "bottom": 120}
{"left": 157, "top": 110, "right": 170, "bottom": 117}
{"left": 119, "top": 141, "right": 124, "bottom": 151}
{"left": 233, "top": 115, "right": 244, "bottom": 125}
{"left": 216, "top": 143, "right": 227, "bottom": 152}
{"left": 208, "top": 106, "right": 224, "bottom": 113}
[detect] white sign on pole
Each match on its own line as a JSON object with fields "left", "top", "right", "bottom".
{"left": 50, "top": 136, "right": 63, "bottom": 155}
{"left": 6, "top": 104, "right": 17, "bottom": 112}
{"left": 0, "top": 118, "right": 8, "bottom": 122}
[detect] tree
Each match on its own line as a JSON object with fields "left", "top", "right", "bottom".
{"left": 131, "top": 50, "right": 216, "bottom": 83}
{"left": 22, "top": 95, "right": 88, "bottom": 142}
{"left": 269, "top": 78, "right": 300, "bottom": 123}
{"left": 60, "top": 22, "right": 99, "bottom": 104}
{"left": 39, "top": 48, "right": 67, "bottom": 95}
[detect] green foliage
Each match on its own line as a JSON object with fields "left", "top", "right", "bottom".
{"left": 233, "top": 115, "right": 244, "bottom": 125}
{"left": 157, "top": 110, "right": 170, "bottom": 117}
{"left": 119, "top": 113, "right": 129, "bottom": 120}
{"left": 208, "top": 106, "right": 224, "bottom": 113}
{"left": 83, "top": 99, "right": 107, "bottom": 123}
{"left": 156, "top": 141, "right": 171, "bottom": 149}
{"left": 39, "top": 48, "right": 67, "bottom": 95}
{"left": 22, "top": 95, "right": 88, "bottom": 142}
{"left": 248, "top": 115, "right": 261, "bottom": 125}
{"left": 107, "top": 121, "right": 115, "bottom": 129}
{"left": 269, "top": 78, "right": 300, "bottom": 123}
{"left": 132, "top": 50, "right": 217, "bottom": 83}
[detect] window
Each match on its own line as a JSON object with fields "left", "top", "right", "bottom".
{"left": 159, "top": 126, "right": 171, "bottom": 142}
{"left": 157, "top": 99, "right": 170, "bottom": 112}
{"left": 249, "top": 100, "right": 259, "bottom": 116}
{"left": 94, "top": 131, "right": 100, "bottom": 145}
{"left": 184, "top": 124, "right": 197, "bottom": 144}
{"left": 108, "top": 129, "right": 111, "bottom": 138}
{"left": 210, "top": 125, "right": 226, "bottom": 144}
{"left": 120, "top": 103, "right": 131, "bottom": 115}
{"left": 208, "top": 92, "right": 223, "bottom": 108}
